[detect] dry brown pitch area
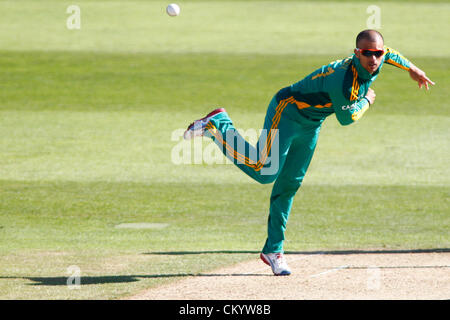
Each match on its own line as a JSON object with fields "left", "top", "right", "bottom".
{"left": 126, "top": 250, "right": 450, "bottom": 300}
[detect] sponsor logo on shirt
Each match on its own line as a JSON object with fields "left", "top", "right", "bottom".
{"left": 341, "top": 103, "right": 358, "bottom": 111}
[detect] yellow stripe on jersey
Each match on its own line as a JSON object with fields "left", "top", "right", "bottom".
{"left": 386, "top": 58, "right": 410, "bottom": 71}
{"left": 350, "top": 65, "right": 360, "bottom": 101}
{"left": 384, "top": 47, "right": 411, "bottom": 71}
{"left": 351, "top": 103, "right": 370, "bottom": 121}
{"left": 311, "top": 67, "right": 335, "bottom": 80}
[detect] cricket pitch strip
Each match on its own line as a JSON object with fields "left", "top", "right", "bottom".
{"left": 125, "top": 250, "right": 450, "bottom": 300}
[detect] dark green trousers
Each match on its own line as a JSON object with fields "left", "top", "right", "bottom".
{"left": 206, "top": 94, "right": 323, "bottom": 253}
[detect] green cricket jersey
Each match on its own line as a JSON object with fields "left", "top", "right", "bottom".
{"left": 276, "top": 47, "right": 411, "bottom": 125}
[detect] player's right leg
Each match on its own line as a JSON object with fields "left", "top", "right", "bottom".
{"left": 183, "top": 95, "right": 297, "bottom": 184}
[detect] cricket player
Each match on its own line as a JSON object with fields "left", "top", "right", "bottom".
{"left": 183, "top": 30, "right": 434, "bottom": 275}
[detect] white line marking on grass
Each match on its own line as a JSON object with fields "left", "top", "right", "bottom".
{"left": 309, "top": 265, "right": 349, "bottom": 278}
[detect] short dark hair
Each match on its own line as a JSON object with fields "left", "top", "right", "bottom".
{"left": 356, "top": 30, "right": 384, "bottom": 47}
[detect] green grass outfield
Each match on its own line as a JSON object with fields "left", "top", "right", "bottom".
{"left": 0, "top": 0, "right": 449, "bottom": 299}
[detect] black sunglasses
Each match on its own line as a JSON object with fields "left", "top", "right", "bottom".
{"left": 357, "top": 48, "right": 385, "bottom": 58}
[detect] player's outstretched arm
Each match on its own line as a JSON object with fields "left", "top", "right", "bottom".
{"left": 408, "top": 64, "right": 435, "bottom": 90}
{"left": 383, "top": 47, "right": 435, "bottom": 90}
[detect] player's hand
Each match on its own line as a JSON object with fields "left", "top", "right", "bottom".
{"left": 409, "top": 65, "right": 435, "bottom": 90}
{"left": 365, "top": 88, "right": 376, "bottom": 105}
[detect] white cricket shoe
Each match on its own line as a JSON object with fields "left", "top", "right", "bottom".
{"left": 260, "top": 252, "right": 291, "bottom": 276}
{"left": 183, "top": 108, "right": 227, "bottom": 140}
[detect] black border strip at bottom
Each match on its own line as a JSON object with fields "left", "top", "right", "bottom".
{"left": 1, "top": 300, "right": 447, "bottom": 318}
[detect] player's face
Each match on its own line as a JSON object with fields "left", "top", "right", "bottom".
{"left": 354, "top": 38, "right": 384, "bottom": 74}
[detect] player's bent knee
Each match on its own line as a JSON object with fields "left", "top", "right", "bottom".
{"left": 273, "top": 176, "right": 303, "bottom": 192}
{"left": 255, "top": 174, "right": 278, "bottom": 185}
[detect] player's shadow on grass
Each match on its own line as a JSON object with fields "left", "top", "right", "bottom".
{"left": 25, "top": 276, "right": 142, "bottom": 286}
{"left": 146, "top": 250, "right": 261, "bottom": 255}
{"left": 7, "top": 248, "right": 449, "bottom": 286}
{"left": 145, "top": 248, "right": 450, "bottom": 255}
{"left": 5, "top": 272, "right": 270, "bottom": 286}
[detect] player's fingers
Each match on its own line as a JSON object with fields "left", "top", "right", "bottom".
{"left": 424, "top": 76, "right": 435, "bottom": 86}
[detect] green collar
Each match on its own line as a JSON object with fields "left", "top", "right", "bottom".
{"left": 352, "top": 54, "right": 380, "bottom": 80}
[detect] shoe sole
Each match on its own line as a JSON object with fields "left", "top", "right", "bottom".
{"left": 260, "top": 253, "right": 291, "bottom": 276}
{"left": 184, "top": 108, "right": 226, "bottom": 140}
